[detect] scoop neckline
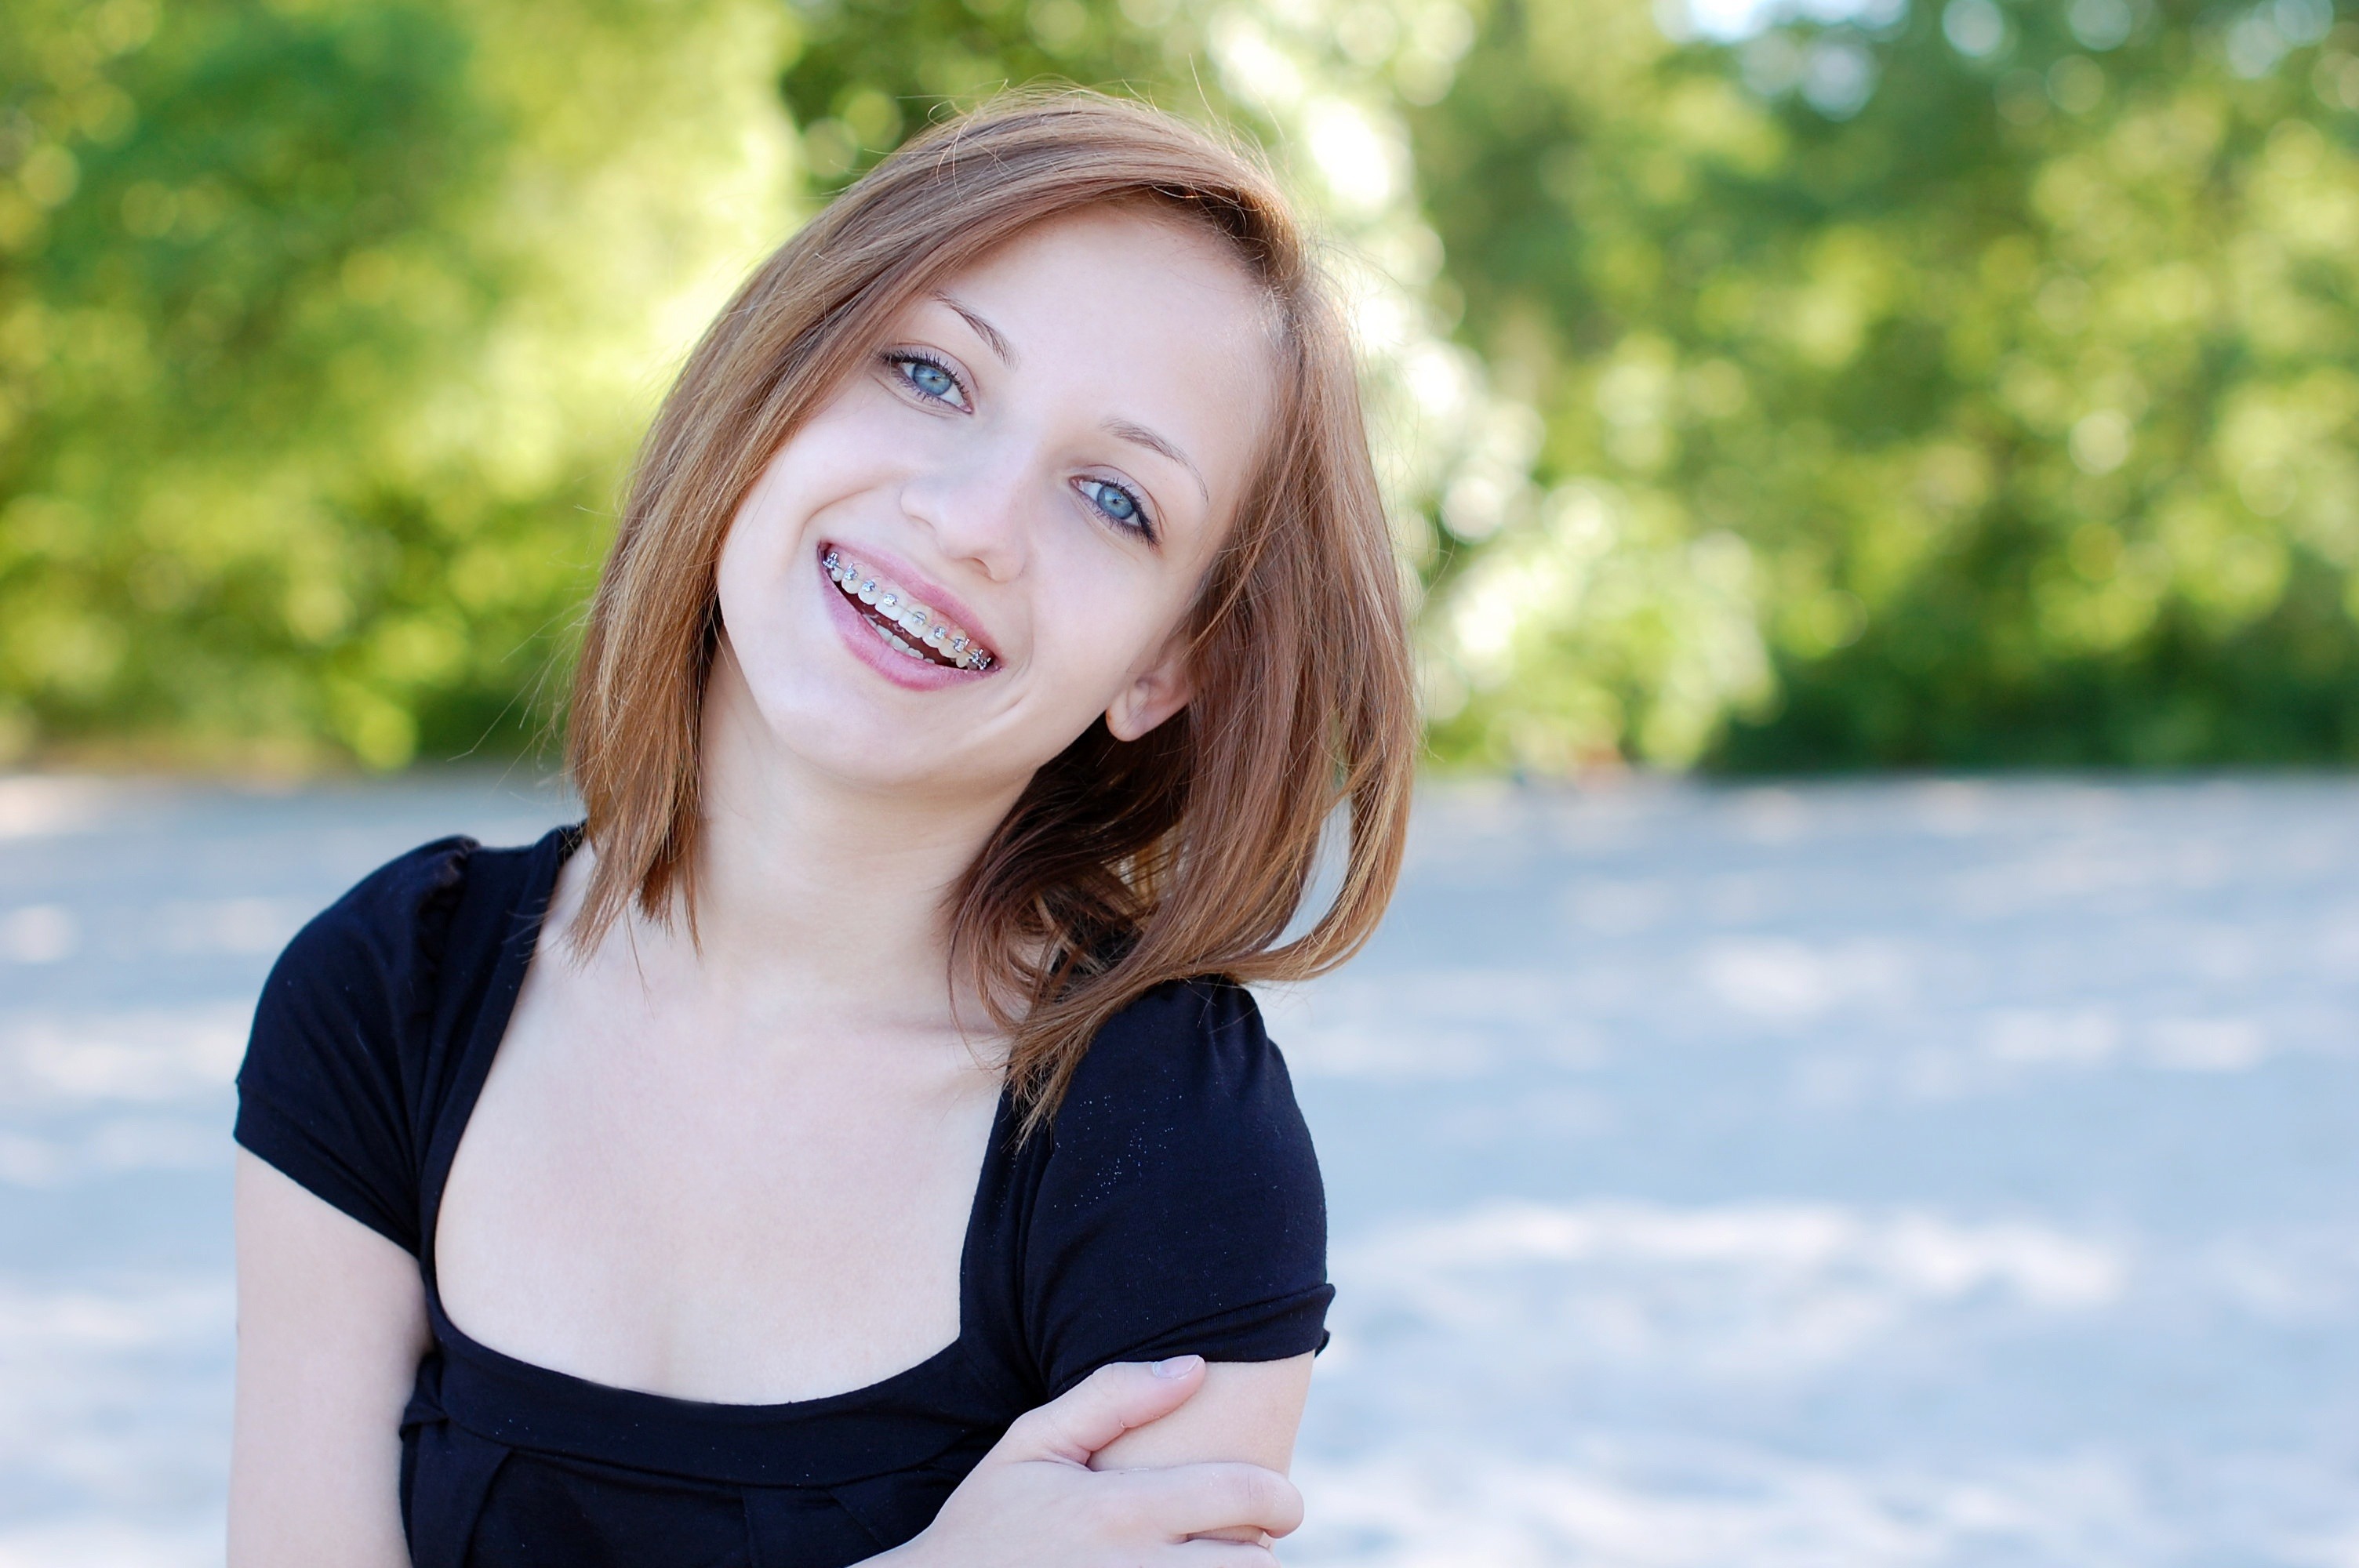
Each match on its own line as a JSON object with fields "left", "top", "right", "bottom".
{"left": 415, "top": 822, "right": 1011, "bottom": 1420}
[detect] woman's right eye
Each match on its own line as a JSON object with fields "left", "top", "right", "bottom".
{"left": 884, "top": 352, "right": 969, "bottom": 410}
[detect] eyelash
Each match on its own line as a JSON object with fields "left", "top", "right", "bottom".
{"left": 877, "top": 349, "right": 1158, "bottom": 543}
{"left": 881, "top": 349, "right": 969, "bottom": 409}
{"left": 1077, "top": 475, "right": 1156, "bottom": 542}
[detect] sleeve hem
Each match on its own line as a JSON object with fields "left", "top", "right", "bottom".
{"left": 234, "top": 1093, "right": 420, "bottom": 1257}
{"left": 1045, "top": 1283, "right": 1335, "bottom": 1398}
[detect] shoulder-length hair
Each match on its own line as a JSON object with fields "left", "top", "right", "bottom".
{"left": 566, "top": 90, "right": 1417, "bottom": 1132}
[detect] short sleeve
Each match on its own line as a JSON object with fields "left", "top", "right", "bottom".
{"left": 234, "top": 837, "right": 476, "bottom": 1255}
{"left": 1024, "top": 980, "right": 1332, "bottom": 1397}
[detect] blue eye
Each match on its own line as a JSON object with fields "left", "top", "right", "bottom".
{"left": 883, "top": 351, "right": 967, "bottom": 408}
{"left": 1081, "top": 478, "right": 1148, "bottom": 533}
{"left": 908, "top": 361, "right": 954, "bottom": 399}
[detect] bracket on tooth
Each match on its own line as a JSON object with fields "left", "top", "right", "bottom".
{"left": 823, "top": 549, "right": 993, "bottom": 671}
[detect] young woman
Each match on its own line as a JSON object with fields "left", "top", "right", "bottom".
{"left": 227, "top": 93, "right": 1416, "bottom": 1567}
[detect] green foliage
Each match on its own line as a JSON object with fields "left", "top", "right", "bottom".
{"left": 0, "top": 0, "right": 793, "bottom": 768}
{"left": 0, "top": 0, "right": 1470, "bottom": 771}
{"left": 776, "top": 0, "right": 1188, "bottom": 177}
{"left": 8, "top": 0, "right": 2357, "bottom": 773}
{"left": 1415, "top": 0, "right": 2359, "bottom": 769}
{"left": 2, "top": 0, "right": 486, "bottom": 764}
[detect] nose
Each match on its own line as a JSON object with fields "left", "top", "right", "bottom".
{"left": 898, "top": 445, "right": 1031, "bottom": 583}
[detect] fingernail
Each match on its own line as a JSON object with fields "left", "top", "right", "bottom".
{"left": 1151, "top": 1354, "right": 1202, "bottom": 1379}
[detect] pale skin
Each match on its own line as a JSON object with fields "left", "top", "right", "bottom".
{"left": 230, "top": 207, "right": 1317, "bottom": 1565}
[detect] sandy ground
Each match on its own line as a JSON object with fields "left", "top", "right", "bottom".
{"left": 0, "top": 771, "right": 2353, "bottom": 1566}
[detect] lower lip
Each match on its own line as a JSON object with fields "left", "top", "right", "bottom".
{"left": 818, "top": 552, "right": 994, "bottom": 692}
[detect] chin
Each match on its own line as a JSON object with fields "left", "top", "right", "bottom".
{"left": 722, "top": 666, "right": 996, "bottom": 801}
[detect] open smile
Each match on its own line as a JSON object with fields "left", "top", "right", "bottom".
{"left": 822, "top": 548, "right": 997, "bottom": 672}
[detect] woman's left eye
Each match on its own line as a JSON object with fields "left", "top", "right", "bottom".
{"left": 1078, "top": 478, "right": 1152, "bottom": 536}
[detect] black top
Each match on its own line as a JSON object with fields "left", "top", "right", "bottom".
{"left": 235, "top": 826, "right": 1331, "bottom": 1568}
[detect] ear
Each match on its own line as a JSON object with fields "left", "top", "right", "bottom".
{"left": 1104, "top": 637, "right": 1194, "bottom": 742}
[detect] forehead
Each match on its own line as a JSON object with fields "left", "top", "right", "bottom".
{"left": 945, "top": 204, "right": 1274, "bottom": 354}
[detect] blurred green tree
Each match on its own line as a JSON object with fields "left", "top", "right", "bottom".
{"left": 0, "top": 0, "right": 794, "bottom": 768}
{"left": 0, "top": 0, "right": 1479, "bottom": 770}
{"left": 12, "top": 0, "right": 2355, "bottom": 775}
{"left": 1414, "top": 0, "right": 2359, "bottom": 769}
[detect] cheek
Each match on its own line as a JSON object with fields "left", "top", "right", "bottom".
{"left": 1030, "top": 564, "right": 1193, "bottom": 706}
{"left": 713, "top": 484, "right": 792, "bottom": 643}
{"left": 711, "top": 528, "right": 765, "bottom": 655}
{"left": 722, "top": 393, "right": 897, "bottom": 557}
{"left": 713, "top": 479, "right": 842, "bottom": 689}
{"left": 713, "top": 425, "right": 871, "bottom": 621}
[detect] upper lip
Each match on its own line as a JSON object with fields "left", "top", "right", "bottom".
{"left": 822, "top": 539, "right": 1002, "bottom": 662}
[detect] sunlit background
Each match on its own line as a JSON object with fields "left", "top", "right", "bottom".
{"left": 11, "top": 0, "right": 2359, "bottom": 771}
{"left": 2, "top": 0, "right": 2357, "bottom": 1563}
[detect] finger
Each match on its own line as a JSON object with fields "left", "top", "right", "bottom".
{"left": 1106, "top": 1461, "right": 1304, "bottom": 1540}
{"left": 994, "top": 1357, "right": 1208, "bottom": 1465}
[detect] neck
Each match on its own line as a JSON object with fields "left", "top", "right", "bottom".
{"left": 663, "top": 647, "right": 1027, "bottom": 1026}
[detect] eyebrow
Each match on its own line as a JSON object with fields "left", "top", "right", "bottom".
{"left": 932, "top": 292, "right": 1016, "bottom": 368}
{"left": 1106, "top": 418, "right": 1209, "bottom": 506}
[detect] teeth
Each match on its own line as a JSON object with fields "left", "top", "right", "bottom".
{"left": 824, "top": 550, "right": 994, "bottom": 673}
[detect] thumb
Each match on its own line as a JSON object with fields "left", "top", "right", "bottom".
{"left": 994, "top": 1356, "right": 1207, "bottom": 1466}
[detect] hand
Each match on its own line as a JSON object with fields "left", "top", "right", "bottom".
{"left": 878, "top": 1356, "right": 1305, "bottom": 1566}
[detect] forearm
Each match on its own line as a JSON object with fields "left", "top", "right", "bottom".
{"left": 854, "top": 1358, "right": 1303, "bottom": 1566}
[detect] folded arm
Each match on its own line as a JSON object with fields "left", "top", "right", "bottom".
{"left": 1089, "top": 1352, "right": 1314, "bottom": 1544}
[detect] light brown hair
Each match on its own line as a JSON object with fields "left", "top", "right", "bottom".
{"left": 566, "top": 90, "right": 1417, "bottom": 1131}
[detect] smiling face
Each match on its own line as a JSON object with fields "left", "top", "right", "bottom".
{"left": 711, "top": 205, "right": 1277, "bottom": 799}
